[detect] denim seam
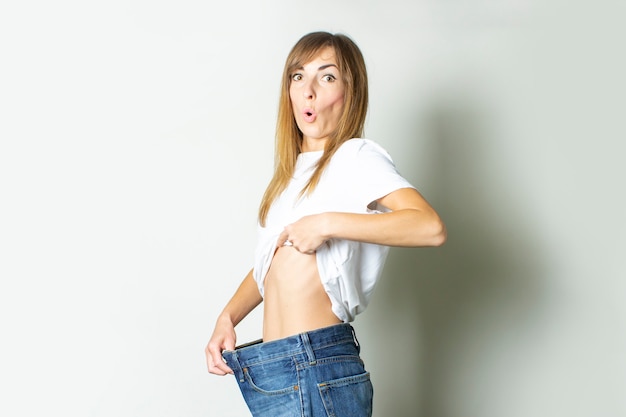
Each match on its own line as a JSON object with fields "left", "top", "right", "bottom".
{"left": 317, "top": 371, "right": 371, "bottom": 388}
{"left": 235, "top": 337, "right": 356, "bottom": 367}
{"left": 295, "top": 354, "right": 363, "bottom": 371}
{"left": 241, "top": 352, "right": 303, "bottom": 367}
{"left": 314, "top": 355, "right": 364, "bottom": 366}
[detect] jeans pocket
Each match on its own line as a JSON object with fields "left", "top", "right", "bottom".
{"left": 318, "top": 371, "right": 373, "bottom": 417}
{"left": 243, "top": 359, "right": 300, "bottom": 396}
{"left": 238, "top": 361, "right": 302, "bottom": 417}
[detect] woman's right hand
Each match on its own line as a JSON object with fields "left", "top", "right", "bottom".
{"left": 205, "top": 315, "right": 236, "bottom": 375}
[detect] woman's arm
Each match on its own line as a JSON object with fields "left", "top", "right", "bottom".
{"left": 205, "top": 268, "right": 262, "bottom": 375}
{"left": 277, "top": 187, "right": 446, "bottom": 252}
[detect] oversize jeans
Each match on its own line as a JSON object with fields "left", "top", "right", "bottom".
{"left": 222, "top": 323, "right": 373, "bottom": 417}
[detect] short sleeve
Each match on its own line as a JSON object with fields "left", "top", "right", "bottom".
{"left": 349, "top": 139, "right": 415, "bottom": 212}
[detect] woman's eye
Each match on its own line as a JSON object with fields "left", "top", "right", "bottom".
{"left": 292, "top": 73, "right": 303, "bottom": 81}
{"left": 322, "top": 74, "right": 336, "bottom": 82}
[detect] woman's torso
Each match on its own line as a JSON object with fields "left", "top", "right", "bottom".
{"left": 262, "top": 246, "right": 341, "bottom": 342}
{"left": 256, "top": 139, "right": 409, "bottom": 341}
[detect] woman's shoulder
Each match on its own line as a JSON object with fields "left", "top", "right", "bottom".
{"left": 335, "top": 138, "right": 393, "bottom": 161}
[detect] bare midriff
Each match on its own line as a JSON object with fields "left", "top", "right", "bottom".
{"left": 262, "top": 246, "right": 341, "bottom": 342}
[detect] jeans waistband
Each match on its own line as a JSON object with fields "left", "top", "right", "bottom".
{"left": 222, "top": 323, "right": 357, "bottom": 370}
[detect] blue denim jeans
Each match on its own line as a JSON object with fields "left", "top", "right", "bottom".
{"left": 222, "top": 323, "right": 373, "bottom": 417}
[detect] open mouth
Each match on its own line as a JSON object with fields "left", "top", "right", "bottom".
{"left": 303, "top": 108, "right": 316, "bottom": 122}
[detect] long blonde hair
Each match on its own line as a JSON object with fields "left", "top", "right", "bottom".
{"left": 258, "top": 32, "right": 369, "bottom": 226}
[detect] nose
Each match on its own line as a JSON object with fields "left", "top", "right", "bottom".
{"left": 303, "top": 79, "right": 315, "bottom": 100}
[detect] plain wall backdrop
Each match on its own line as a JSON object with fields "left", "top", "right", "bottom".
{"left": 1, "top": 1, "right": 624, "bottom": 416}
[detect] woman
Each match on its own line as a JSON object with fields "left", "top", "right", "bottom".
{"left": 206, "top": 31, "right": 446, "bottom": 417}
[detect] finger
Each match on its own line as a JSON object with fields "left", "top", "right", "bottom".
{"left": 223, "top": 338, "right": 236, "bottom": 352}
{"left": 276, "top": 229, "right": 289, "bottom": 247}
{"left": 213, "top": 345, "right": 234, "bottom": 375}
{"left": 206, "top": 345, "right": 233, "bottom": 375}
{"left": 205, "top": 346, "right": 224, "bottom": 375}
{"left": 293, "top": 241, "right": 316, "bottom": 254}
{"left": 210, "top": 352, "right": 233, "bottom": 375}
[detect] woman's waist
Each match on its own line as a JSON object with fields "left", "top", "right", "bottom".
{"left": 262, "top": 281, "right": 341, "bottom": 342}
{"left": 263, "top": 253, "right": 341, "bottom": 342}
{"left": 224, "top": 323, "right": 358, "bottom": 366}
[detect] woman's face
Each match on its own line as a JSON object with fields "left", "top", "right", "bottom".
{"left": 289, "top": 47, "right": 346, "bottom": 152}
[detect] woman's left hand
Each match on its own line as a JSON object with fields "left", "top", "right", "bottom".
{"left": 276, "top": 213, "right": 329, "bottom": 254}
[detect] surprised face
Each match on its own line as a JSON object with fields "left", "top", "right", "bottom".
{"left": 289, "top": 47, "right": 346, "bottom": 152}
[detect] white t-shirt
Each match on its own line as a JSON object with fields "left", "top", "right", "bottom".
{"left": 253, "top": 138, "right": 415, "bottom": 322}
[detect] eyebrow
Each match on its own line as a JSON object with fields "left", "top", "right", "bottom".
{"left": 295, "top": 63, "right": 339, "bottom": 71}
{"left": 318, "top": 64, "right": 338, "bottom": 71}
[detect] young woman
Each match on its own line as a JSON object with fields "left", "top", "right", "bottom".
{"left": 205, "top": 31, "right": 446, "bottom": 417}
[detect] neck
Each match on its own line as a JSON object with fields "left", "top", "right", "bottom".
{"left": 302, "top": 137, "right": 327, "bottom": 153}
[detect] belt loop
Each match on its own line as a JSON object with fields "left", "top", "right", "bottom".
{"left": 223, "top": 351, "right": 244, "bottom": 383}
{"left": 300, "top": 332, "right": 317, "bottom": 365}
{"left": 351, "top": 326, "right": 360, "bottom": 353}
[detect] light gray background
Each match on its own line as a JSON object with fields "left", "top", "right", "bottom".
{"left": 1, "top": 1, "right": 624, "bottom": 416}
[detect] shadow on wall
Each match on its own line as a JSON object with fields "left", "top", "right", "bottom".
{"left": 364, "top": 94, "right": 548, "bottom": 417}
